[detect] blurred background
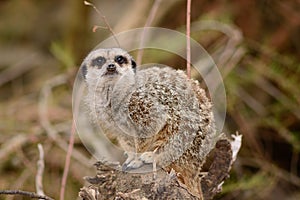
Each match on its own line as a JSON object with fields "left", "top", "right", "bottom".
{"left": 0, "top": 0, "right": 299, "bottom": 199}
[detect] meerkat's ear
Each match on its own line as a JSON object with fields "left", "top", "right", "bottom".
{"left": 81, "top": 64, "right": 87, "bottom": 80}
{"left": 131, "top": 59, "right": 137, "bottom": 73}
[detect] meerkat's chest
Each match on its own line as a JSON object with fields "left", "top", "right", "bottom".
{"left": 86, "top": 85, "right": 120, "bottom": 132}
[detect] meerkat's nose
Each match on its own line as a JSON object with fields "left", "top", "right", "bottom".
{"left": 107, "top": 64, "right": 116, "bottom": 72}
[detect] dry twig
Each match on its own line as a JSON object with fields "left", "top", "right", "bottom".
{"left": 36, "top": 144, "right": 45, "bottom": 198}
{"left": 84, "top": 1, "right": 120, "bottom": 47}
{"left": 0, "top": 190, "right": 54, "bottom": 200}
{"left": 59, "top": 122, "right": 76, "bottom": 200}
{"left": 186, "top": 0, "right": 192, "bottom": 78}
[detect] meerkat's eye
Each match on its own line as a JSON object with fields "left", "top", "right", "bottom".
{"left": 92, "top": 56, "right": 106, "bottom": 67}
{"left": 115, "top": 55, "right": 127, "bottom": 65}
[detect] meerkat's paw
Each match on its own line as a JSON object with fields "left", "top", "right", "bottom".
{"left": 122, "top": 151, "right": 154, "bottom": 171}
{"left": 123, "top": 159, "right": 144, "bottom": 171}
{"left": 122, "top": 151, "right": 140, "bottom": 171}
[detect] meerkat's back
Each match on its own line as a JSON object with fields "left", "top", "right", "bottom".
{"left": 112, "top": 66, "right": 218, "bottom": 163}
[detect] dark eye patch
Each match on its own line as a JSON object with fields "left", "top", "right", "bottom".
{"left": 92, "top": 56, "right": 106, "bottom": 67}
{"left": 131, "top": 59, "right": 136, "bottom": 73}
{"left": 81, "top": 64, "right": 87, "bottom": 79}
{"left": 115, "top": 55, "right": 128, "bottom": 65}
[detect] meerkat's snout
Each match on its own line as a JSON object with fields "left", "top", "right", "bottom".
{"left": 105, "top": 63, "right": 117, "bottom": 75}
{"left": 107, "top": 63, "right": 116, "bottom": 72}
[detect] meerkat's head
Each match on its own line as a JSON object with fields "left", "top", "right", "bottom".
{"left": 80, "top": 48, "right": 136, "bottom": 85}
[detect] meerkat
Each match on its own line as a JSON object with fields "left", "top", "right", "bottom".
{"left": 80, "top": 48, "right": 232, "bottom": 198}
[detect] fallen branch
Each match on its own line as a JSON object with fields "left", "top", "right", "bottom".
{"left": 0, "top": 190, "right": 54, "bottom": 200}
